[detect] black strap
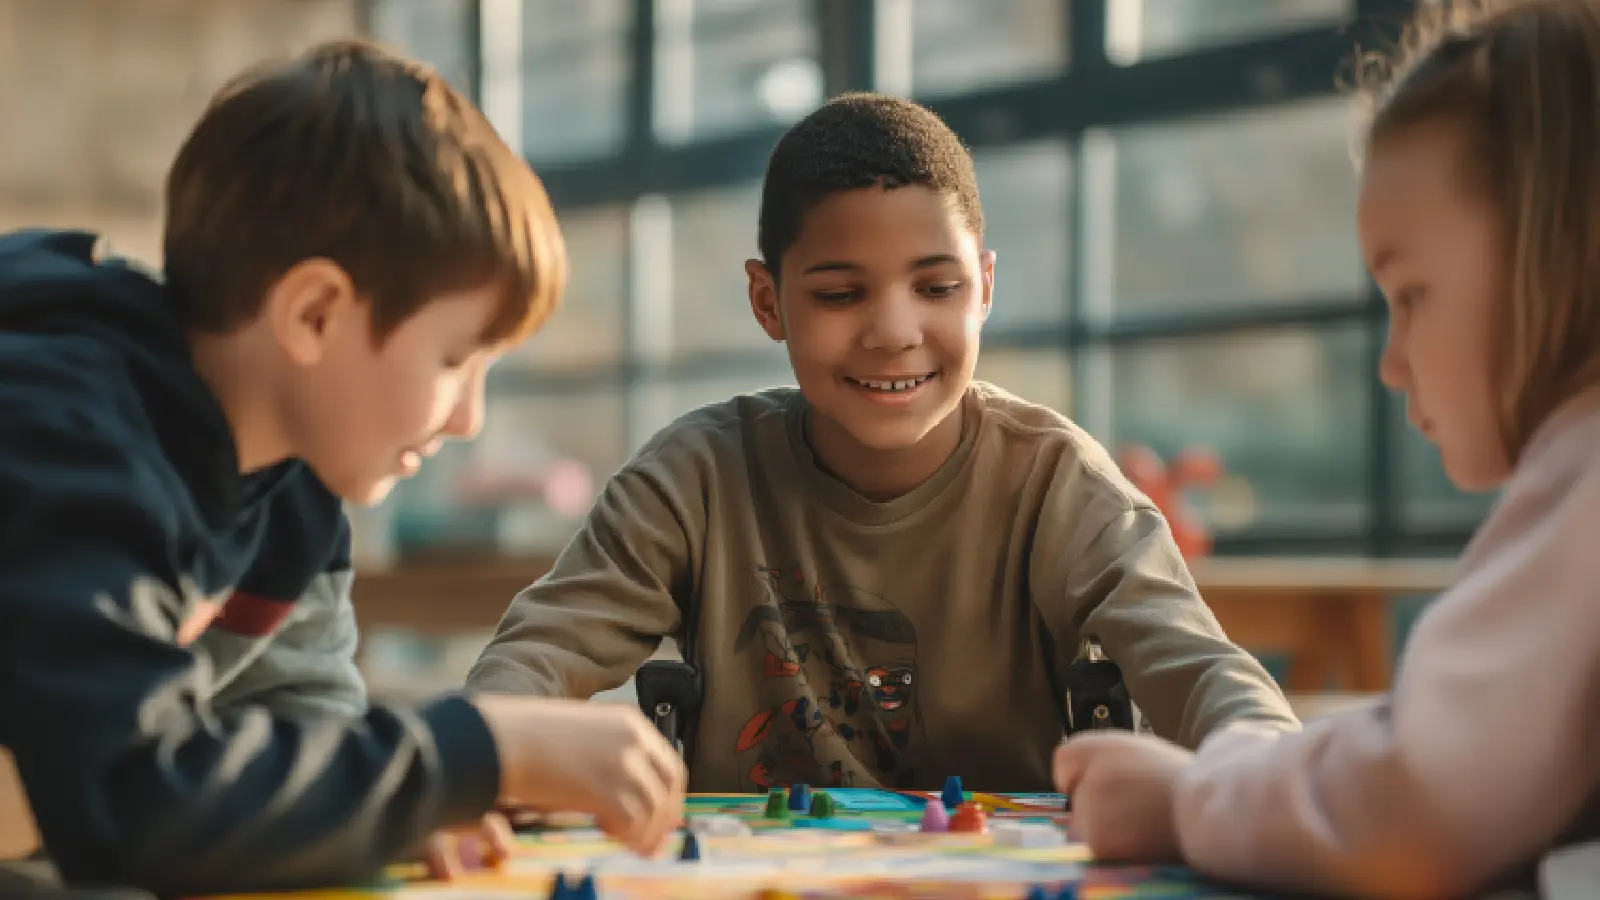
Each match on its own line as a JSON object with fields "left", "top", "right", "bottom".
{"left": 635, "top": 589, "right": 704, "bottom": 754}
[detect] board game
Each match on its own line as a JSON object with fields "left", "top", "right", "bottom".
{"left": 198, "top": 784, "right": 1263, "bottom": 899}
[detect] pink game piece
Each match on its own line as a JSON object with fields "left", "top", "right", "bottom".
{"left": 919, "top": 800, "right": 949, "bottom": 833}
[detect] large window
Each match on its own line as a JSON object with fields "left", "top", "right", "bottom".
{"left": 372, "top": 0, "right": 1480, "bottom": 561}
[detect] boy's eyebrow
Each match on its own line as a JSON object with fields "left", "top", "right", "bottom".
{"left": 801, "top": 254, "right": 962, "bottom": 275}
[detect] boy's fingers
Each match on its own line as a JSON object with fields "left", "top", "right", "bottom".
{"left": 1054, "top": 731, "right": 1127, "bottom": 793}
{"left": 1053, "top": 737, "right": 1090, "bottom": 793}
{"left": 480, "top": 812, "right": 515, "bottom": 864}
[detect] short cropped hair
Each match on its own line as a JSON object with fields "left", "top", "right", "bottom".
{"left": 756, "top": 92, "right": 983, "bottom": 273}
{"left": 163, "top": 39, "right": 566, "bottom": 346}
{"left": 1355, "top": 0, "right": 1600, "bottom": 460}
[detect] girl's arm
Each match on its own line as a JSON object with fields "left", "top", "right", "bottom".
{"left": 1175, "top": 419, "right": 1600, "bottom": 899}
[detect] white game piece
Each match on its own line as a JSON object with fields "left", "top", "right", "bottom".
{"left": 991, "top": 821, "right": 1067, "bottom": 848}
{"left": 688, "top": 814, "right": 751, "bottom": 837}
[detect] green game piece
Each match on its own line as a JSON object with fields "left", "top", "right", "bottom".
{"left": 764, "top": 787, "right": 789, "bottom": 819}
{"left": 808, "top": 791, "right": 836, "bottom": 818}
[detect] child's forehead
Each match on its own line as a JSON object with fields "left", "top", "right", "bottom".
{"left": 789, "top": 185, "right": 979, "bottom": 263}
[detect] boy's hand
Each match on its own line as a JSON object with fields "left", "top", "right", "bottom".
{"left": 1053, "top": 731, "right": 1193, "bottom": 864}
{"left": 472, "top": 695, "right": 687, "bottom": 857}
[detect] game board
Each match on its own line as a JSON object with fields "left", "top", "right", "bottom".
{"left": 196, "top": 787, "right": 1262, "bottom": 900}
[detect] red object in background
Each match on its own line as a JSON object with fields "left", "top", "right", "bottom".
{"left": 1117, "top": 444, "right": 1223, "bottom": 559}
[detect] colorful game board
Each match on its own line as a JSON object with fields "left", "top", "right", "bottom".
{"left": 197, "top": 788, "right": 1264, "bottom": 899}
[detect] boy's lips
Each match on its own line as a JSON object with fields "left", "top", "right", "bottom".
{"left": 843, "top": 371, "right": 938, "bottom": 408}
{"left": 845, "top": 372, "right": 937, "bottom": 392}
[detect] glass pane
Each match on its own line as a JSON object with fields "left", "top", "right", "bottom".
{"left": 907, "top": 0, "right": 1068, "bottom": 98}
{"left": 628, "top": 365, "right": 799, "bottom": 452}
{"left": 517, "top": 0, "right": 631, "bottom": 164}
{"left": 369, "top": 0, "right": 477, "bottom": 94}
{"left": 506, "top": 204, "right": 629, "bottom": 371}
{"left": 654, "top": 0, "right": 822, "bottom": 145}
{"left": 1090, "top": 97, "right": 1363, "bottom": 321}
{"left": 1393, "top": 395, "right": 1498, "bottom": 532}
{"left": 668, "top": 180, "right": 774, "bottom": 357}
{"left": 975, "top": 139, "right": 1073, "bottom": 328}
{"left": 388, "top": 389, "right": 627, "bottom": 558}
{"left": 973, "top": 349, "right": 1072, "bottom": 416}
{"left": 1106, "top": 0, "right": 1353, "bottom": 66}
{"left": 1093, "top": 326, "right": 1369, "bottom": 536}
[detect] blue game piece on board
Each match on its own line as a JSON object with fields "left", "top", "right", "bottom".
{"left": 678, "top": 830, "right": 701, "bottom": 861}
{"left": 941, "top": 775, "right": 964, "bottom": 810}
{"left": 1025, "top": 887, "right": 1050, "bottom": 900}
{"left": 1053, "top": 886, "right": 1079, "bottom": 900}
{"left": 788, "top": 782, "right": 811, "bottom": 811}
{"left": 546, "top": 873, "right": 570, "bottom": 899}
{"left": 571, "top": 873, "right": 598, "bottom": 900}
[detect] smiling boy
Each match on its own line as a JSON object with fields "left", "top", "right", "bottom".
{"left": 469, "top": 93, "right": 1297, "bottom": 791}
{"left": 0, "top": 40, "right": 684, "bottom": 898}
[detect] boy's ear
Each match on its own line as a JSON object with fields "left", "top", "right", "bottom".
{"left": 265, "top": 258, "right": 359, "bottom": 367}
{"left": 745, "top": 258, "right": 785, "bottom": 341}
{"left": 979, "top": 249, "right": 996, "bottom": 321}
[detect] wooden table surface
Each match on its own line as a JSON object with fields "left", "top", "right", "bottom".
{"left": 351, "top": 556, "right": 1459, "bottom": 693}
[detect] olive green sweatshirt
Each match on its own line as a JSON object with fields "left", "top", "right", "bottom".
{"left": 469, "top": 382, "right": 1298, "bottom": 791}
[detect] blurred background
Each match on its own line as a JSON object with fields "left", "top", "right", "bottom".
{"left": 1, "top": 0, "right": 1479, "bottom": 714}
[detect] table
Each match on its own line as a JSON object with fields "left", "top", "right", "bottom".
{"left": 351, "top": 556, "right": 1457, "bottom": 694}
{"left": 1188, "top": 557, "right": 1455, "bottom": 693}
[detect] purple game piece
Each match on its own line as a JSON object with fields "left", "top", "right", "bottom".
{"left": 919, "top": 799, "right": 950, "bottom": 833}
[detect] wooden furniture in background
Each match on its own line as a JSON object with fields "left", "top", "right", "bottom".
{"left": 1190, "top": 557, "right": 1455, "bottom": 693}
{"left": 352, "top": 556, "right": 1457, "bottom": 694}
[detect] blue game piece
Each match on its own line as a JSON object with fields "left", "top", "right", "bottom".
{"left": 678, "top": 831, "right": 700, "bottom": 861}
{"left": 1053, "top": 886, "right": 1078, "bottom": 900}
{"left": 941, "top": 775, "right": 964, "bottom": 810}
{"left": 546, "top": 872, "right": 570, "bottom": 899}
{"left": 571, "top": 873, "right": 598, "bottom": 900}
{"left": 788, "top": 782, "right": 812, "bottom": 811}
{"left": 1025, "top": 887, "right": 1050, "bottom": 900}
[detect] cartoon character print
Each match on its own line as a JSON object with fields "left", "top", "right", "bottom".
{"left": 732, "top": 567, "right": 929, "bottom": 790}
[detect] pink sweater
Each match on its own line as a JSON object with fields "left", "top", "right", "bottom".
{"left": 1175, "top": 391, "right": 1600, "bottom": 899}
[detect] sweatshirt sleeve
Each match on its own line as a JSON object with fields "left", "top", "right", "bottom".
{"left": 1039, "top": 500, "right": 1300, "bottom": 749}
{"left": 0, "top": 413, "right": 500, "bottom": 897}
{"left": 1172, "top": 443, "right": 1600, "bottom": 899}
{"left": 467, "top": 458, "right": 694, "bottom": 698}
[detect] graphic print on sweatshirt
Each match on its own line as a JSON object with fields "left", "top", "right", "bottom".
{"left": 731, "top": 564, "right": 932, "bottom": 790}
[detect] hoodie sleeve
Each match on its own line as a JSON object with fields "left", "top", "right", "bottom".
{"left": 0, "top": 394, "right": 500, "bottom": 896}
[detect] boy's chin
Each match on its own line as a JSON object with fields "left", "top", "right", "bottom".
{"left": 333, "top": 474, "right": 400, "bottom": 508}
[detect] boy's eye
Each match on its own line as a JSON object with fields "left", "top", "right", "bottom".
{"left": 921, "top": 281, "right": 963, "bottom": 298}
{"left": 1392, "top": 286, "right": 1424, "bottom": 309}
{"left": 811, "top": 289, "right": 858, "bottom": 304}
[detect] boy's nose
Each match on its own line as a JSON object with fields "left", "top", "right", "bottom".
{"left": 1377, "top": 324, "right": 1410, "bottom": 393}
{"left": 862, "top": 293, "right": 923, "bottom": 351}
{"left": 442, "top": 371, "right": 486, "bottom": 440}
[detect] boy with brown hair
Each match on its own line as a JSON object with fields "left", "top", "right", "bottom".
{"left": 0, "top": 40, "right": 683, "bottom": 898}
{"left": 469, "top": 92, "right": 1298, "bottom": 792}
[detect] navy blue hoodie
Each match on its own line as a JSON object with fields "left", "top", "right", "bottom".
{"left": 0, "top": 230, "right": 500, "bottom": 896}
